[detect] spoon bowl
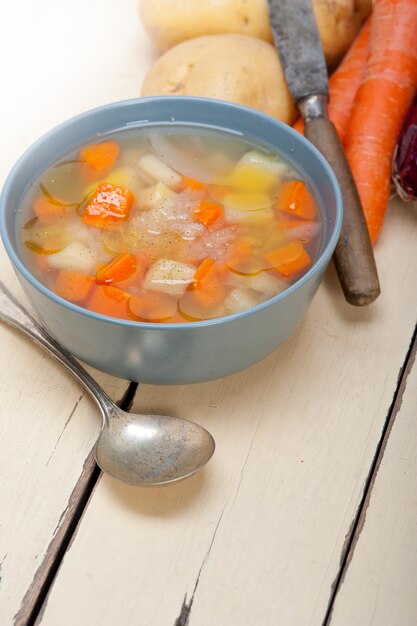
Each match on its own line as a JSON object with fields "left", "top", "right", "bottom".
{"left": 0, "top": 281, "right": 215, "bottom": 486}
{"left": 96, "top": 409, "right": 215, "bottom": 485}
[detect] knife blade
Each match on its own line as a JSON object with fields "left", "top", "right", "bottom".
{"left": 267, "top": 0, "right": 380, "bottom": 306}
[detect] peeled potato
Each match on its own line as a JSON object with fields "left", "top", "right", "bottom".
{"left": 141, "top": 35, "right": 296, "bottom": 124}
{"left": 139, "top": 0, "right": 372, "bottom": 67}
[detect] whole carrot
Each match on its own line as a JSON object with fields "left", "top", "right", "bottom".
{"left": 345, "top": 0, "right": 417, "bottom": 243}
{"left": 293, "top": 19, "right": 371, "bottom": 139}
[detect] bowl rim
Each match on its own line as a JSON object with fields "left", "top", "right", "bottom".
{"left": 0, "top": 95, "right": 343, "bottom": 330}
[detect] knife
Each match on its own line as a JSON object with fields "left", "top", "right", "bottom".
{"left": 267, "top": 0, "right": 380, "bottom": 306}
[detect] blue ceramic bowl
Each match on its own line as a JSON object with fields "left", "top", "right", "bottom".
{"left": 0, "top": 97, "right": 342, "bottom": 384}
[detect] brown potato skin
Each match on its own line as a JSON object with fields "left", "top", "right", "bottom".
{"left": 139, "top": 0, "right": 372, "bottom": 67}
{"left": 141, "top": 34, "right": 296, "bottom": 124}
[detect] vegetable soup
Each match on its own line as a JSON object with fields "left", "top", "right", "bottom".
{"left": 18, "top": 127, "right": 322, "bottom": 323}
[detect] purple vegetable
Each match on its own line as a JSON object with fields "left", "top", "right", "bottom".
{"left": 392, "top": 96, "right": 417, "bottom": 204}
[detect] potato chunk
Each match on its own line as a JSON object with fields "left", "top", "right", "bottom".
{"left": 143, "top": 259, "right": 196, "bottom": 297}
{"left": 47, "top": 241, "right": 98, "bottom": 274}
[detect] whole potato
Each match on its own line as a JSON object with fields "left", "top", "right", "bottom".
{"left": 139, "top": 0, "right": 372, "bottom": 67}
{"left": 141, "top": 35, "right": 296, "bottom": 124}
{"left": 140, "top": 0, "right": 271, "bottom": 51}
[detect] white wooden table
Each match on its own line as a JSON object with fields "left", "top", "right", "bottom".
{"left": 1, "top": 2, "right": 417, "bottom": 625}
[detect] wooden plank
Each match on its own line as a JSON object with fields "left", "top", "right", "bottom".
{"left": 0, "top": 276, "right": 130, "bottom": 626}
{"left": 329, "top": 337, "right": 417, "bottom": 626}
{"left": 37, "top": 199, "right": 417, "bottom": 626}
{"left": 0, "top": 0, "right": 155, "bottom": 622}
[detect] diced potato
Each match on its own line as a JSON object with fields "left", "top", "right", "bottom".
{"left": 246, "top": 272, "right": 286, "bottom": 297}
{"left": 47, "top": 241, "right": 98, "bottom": 274}
{"left": 143, "top": 259, "right": 195, "bottom": 297}
{"left": 227, "top": 162, "right": 278, "bottom": 193}
{"left": 137, "top": 181, "right": 176, "bottom": 210}
{"left": 238, "top": 151, "right": 289, "bottom": 177}
{"left": 224, "top": 206, "right": 274, "bottom": 224}
{"left": 223, "top": 192, "right": 272, "bottom": 211}
{"left": 106, "top": 167, "right": 144, "bottom": 194}
{"left": 224, "top": 287, "right": 260, "bottom": 314}
{"left": 138, "top": 155, "right": 182, "bottom": 188}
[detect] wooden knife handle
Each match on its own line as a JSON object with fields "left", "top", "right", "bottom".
{"left": 303, "top": 114, "right": 380, "bottom": 306}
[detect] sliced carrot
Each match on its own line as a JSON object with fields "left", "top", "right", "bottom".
{"left": 193, "top": 200, "right": 223, "bottom": 227}
{"left": 191, "top": 263, "right": 228, "bottom": 309}
{"left": 88, "top": 285, "right": 131, "bottom": 319}
{"left": 179, "top": 286, "right": 227, "bottom": 319}
{"left": 276, "top": 181, "right": 317, "bottom": 221}
{"left": 54, "top": 271, "right": 94, "bottom": 304}
{"left": 111, "top": 254, "right": 149, "bottom": 290}
{"left": 180, "top": 176, "right": 207, "bottom": 192}
{"left": 129, "top": 290, "right": 177, "bottom": 322}
{"left": 82, "top": 183, "right": 133, "bottom": 228}
{"left": 33, "top": 196, "right": 69, "bottom": 219}
{"left": 294, "top": 19, "right": 371, "bottom": 141}
{"left": 79, "top": 141, "right": 120, "bottom": 171}
{"left": 33, "top": 253, "right": 55, "bottom": 274}
{"left": 225, "top": 240, "right": 253, "bottom": 274}
{"left": 275, "top": 217, "right": 320, "bottom": 243}
{"left": 265, "top": 241, "right": 311, "bottom": 278}
{"left": 193, "top": 258, "right": 216, "bottom": 289}
{"left": 225, "top": 239, "right": 269, "bottom": 275}
{"left": 96, "top": 253, "right": 137, "bottom": 285}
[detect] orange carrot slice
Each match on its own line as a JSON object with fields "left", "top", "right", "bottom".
{"left": 54, "top": 272, "right": 94, "bottom": 303}
{"left": 226, "top": 240, "right": 269, "bottom": 275}
{"left": 80, "top": 141, "right": 120, "bottom": 171}
{"left": 82, "top": 183, "right": 133, "bottom": 228}
{"left": 276, "top": 181, "right": 317, "bottom": 221}
{"left": 129, "top": 290, "right": 177, "bottom": 322}
{"left": 33, "top": 196, "right": 69, "bottom": 219}
{"left": 275, "top": 217, "right": 321, "bottom": 243}
{"left": 96, "top": 253, "right": 137, "bottom": 285}
{"left": 88, "top": 285, "right": 131, "bottom": 319}
{"left": 193, "top": 200, "right": 223, "bottom": 227}
{"left": 193, "top": 258, "right": 216, "bottom": 289}
{"left": 265, "top": 241, "right": 311, "bottom": 278}
{"left": 180, "top": 176, "right": 207, "bottom": 192}
{"left": 191, "top": 262, "right": 228, "bottom": 309}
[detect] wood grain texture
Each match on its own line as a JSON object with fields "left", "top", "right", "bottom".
{"left": 37, "top": 200, "right": 417, "bottom": 626}
{"left": 0, "top": 278, "right": 128, "bottom": 626}
{"left": 330, "top": 338, "right": 417, "bottom": 626}
{"left": 0, "top": 0, "right": 156, "bottom": 622}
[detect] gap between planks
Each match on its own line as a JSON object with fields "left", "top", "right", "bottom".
{"left": 171, "top": 322, "right": 417, "bottom": 626}
{"left": 322, "top": 322, "right": 417, "bottom": 626}
{"left": 14, "top": 382, "right": 138, "bottom": 626}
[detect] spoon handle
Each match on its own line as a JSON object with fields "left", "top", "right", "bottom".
{"left": 0, "top": 280, "right": 116, "bottom": 418}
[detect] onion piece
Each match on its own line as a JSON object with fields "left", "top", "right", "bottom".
{"left": 138, "top": 155, "right": 182, "bottom": 188}
{"left": 148, "top": 133, "right": 218, "bottom": 184}
{"left": 392, "top": 96, "right": 417, "bottom": 204}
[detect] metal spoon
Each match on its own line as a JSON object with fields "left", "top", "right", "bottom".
{"left": 0, "top": 281, "right": 215, "bottom": 485}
